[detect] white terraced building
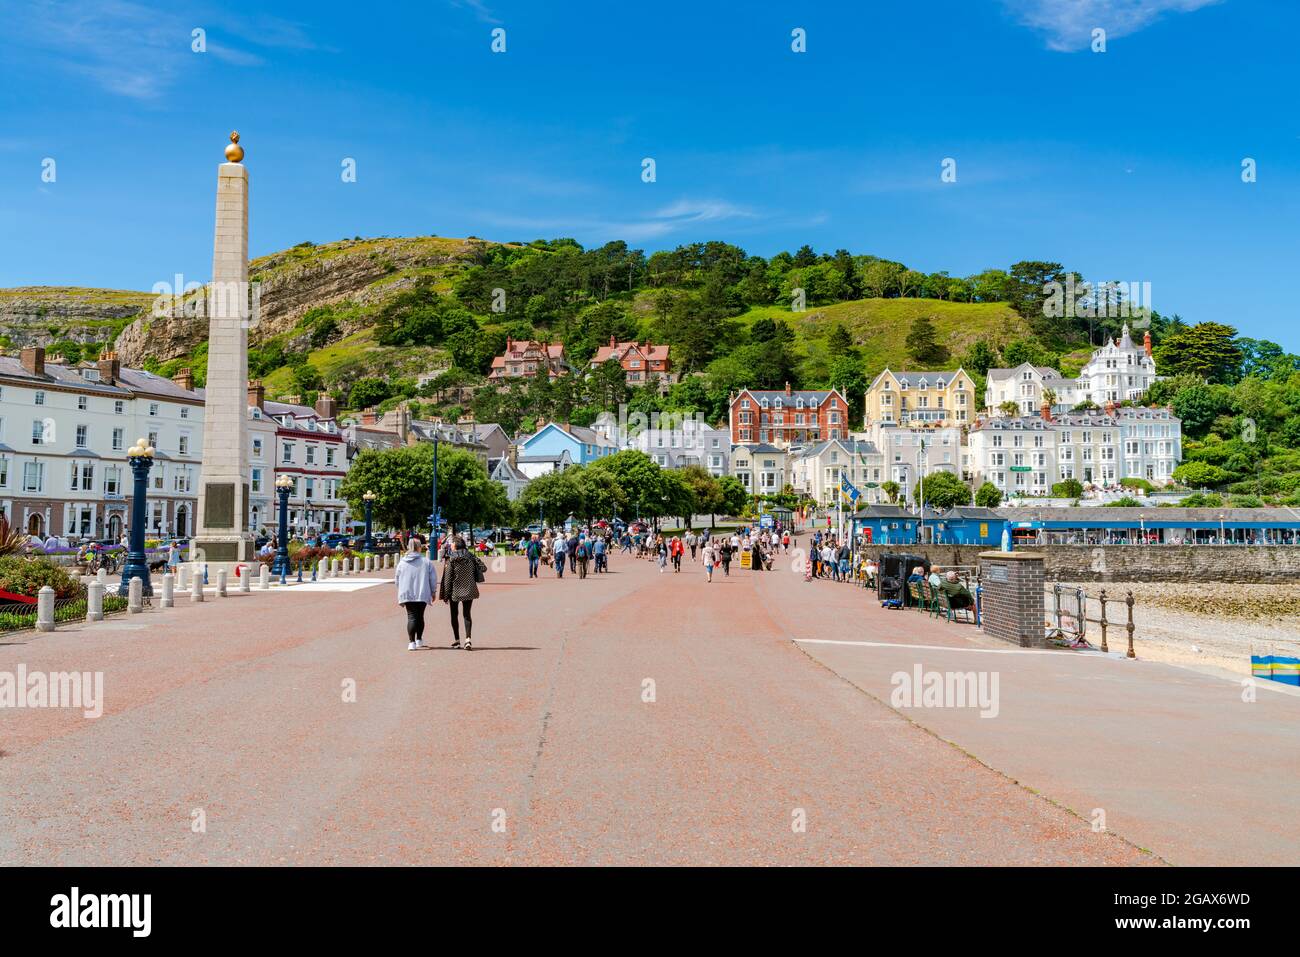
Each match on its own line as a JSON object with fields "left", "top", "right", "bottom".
{"left": 968, "top": 406, "right": 1182, "bottom": 494}
{"left": 0, "top": 348, "right": 204, "bottom": 540}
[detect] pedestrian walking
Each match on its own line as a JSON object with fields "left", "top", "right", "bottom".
{"left": 720, "top": 540, "right": 732, "bottom": 576}
{"left": 702, "top": 540, "right": 716, "bottom": 582}
{"left": 394, "top": 536, "right": 438, "bottom": 651}
{"left": 655, "top": 535, "right": 668, "bottom": 573}
{"left": 686, "top": 531, "right": 698, "bottom": 562}
{"left": 525, "top": 533, "right": 542, "bottom": 578}
{"left": 670, "top": 535, "right": 684, "bottom": 572}
{"left": 575, "top": 537, "right": 590, "bottom": 578}
{"left": 440, "top": 536, "right": 485, "bottom": 651}
{"left": 553, "top": 535, "right": 567, "bottom": 578}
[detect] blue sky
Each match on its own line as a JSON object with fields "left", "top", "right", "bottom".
{"left": 1, "top": 0, "right": 1296, "bottom": 348}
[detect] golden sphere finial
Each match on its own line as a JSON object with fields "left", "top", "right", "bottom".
{"left": 224, "top": 130, "right": 244, "bottom": 163}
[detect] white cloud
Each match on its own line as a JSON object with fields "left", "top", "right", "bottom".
{"left": 478, "top": 198, "right": 757, "bottom": 243}
{"left": 6, "top": 0, "right": 321, "bottom": 98}
{"left": 1002, "top": 0, "right": 1222, "bottom": 51}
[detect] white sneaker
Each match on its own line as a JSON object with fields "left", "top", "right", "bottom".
{"left": 407, "top": 641, "right": 417, "bottom": 650}
{"left": 414, "top": 639, "right": 424, "bottom": 649}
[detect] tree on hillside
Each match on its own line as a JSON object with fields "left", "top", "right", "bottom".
{"left": 1155, "top": 322, "right": 1243, "bottom": 384}
{"left": 828, "top": 356, "right": 867, "bottom": 427}
{"left": 962, "top": 340, "right": 999, "bottom": 377}
{"left": 1007, "top": 260, "right": 1066, "bottom": 335}
{"left": 1172, "top": 460, "right": 1232, "bottom": 488}
{"left": 914, "top": 470, "right": 971, "bottom": 509}
{"left": 905, "top": 315, "right": 948, "bottom": 365}
{"left": 826, "top": 322, "right": 856, "bottom": 358}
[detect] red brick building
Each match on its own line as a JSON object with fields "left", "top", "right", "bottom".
{"left": 589, "top": 337, "right": 673, "bottom": 386}
{"left": 728, "top": 384, "right": 850, "bottom": 447}
{"left": 488, "top": 339, "right": 568, "bottom": 381}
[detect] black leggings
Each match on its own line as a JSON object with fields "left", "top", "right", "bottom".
{"left": 449, "top": 599, "right": 473, "bottom": 642}
{"left": 403, "top": 601, "right": 426, "bottom": 641}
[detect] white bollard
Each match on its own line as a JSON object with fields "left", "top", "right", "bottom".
{"left": 366, "top": 554, "right": 374, "bottom": 573}
{"left": 190, "top": 568, "right": 204, "bottom": 603}
{"left": 217, "top": 569, "right": 228, "bottom": 597}
{"left": 239, "top": 565, "right": 250, "bottom": 593}
{"left": 96, "top": 567, "right": 107, "bottom": 588}
{"left": 128, "top": 576, "right": 143, "bottom": 614}
{"left": 177, "top": 564, "right": 189, "bottom": 591}
{"left": 259, "top": 563, "right": 270, "bottom": 590}
{"left": 161, "top": 572, "right": 174, "bottom": 608}
{"left": 36, "top": 585, "right": 55, "bottom": 631}
{"left": 332, "top": 558, "right": 341, "bottom": 577}
{"left": 88, "top": 580, "right": 105, "bottom": 621}
{"left": 318, "top": 558, "right": 328, "bottom": 580}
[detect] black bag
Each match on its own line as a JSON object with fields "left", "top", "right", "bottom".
{"left": 473, "top": 556, "right": 486, "bottom": 583}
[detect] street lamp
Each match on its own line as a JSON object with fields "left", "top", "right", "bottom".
{"left": 120, "top": 437, "right": 155, "bottom": 597}
{"left": 428, "top": 434, "right": 441, "bottom": 552}
{"left": 273, "top": 474, "right": 293, "bottom": 577}
{"left": 362, "top": 490, "right": 377, "bottom": 553}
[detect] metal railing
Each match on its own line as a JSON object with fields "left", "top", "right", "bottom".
{"left": 0, "top": 594, "right": 130, "bottom": 634}
{"left": 1045, "top": 583, "right": 1135, "bottom": 657}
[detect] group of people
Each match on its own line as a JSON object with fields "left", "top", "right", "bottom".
{"left": 520, "top": 528, "right": 613, "bottom": 580}
{"left": 636, "top": 526, "right": 792, "bottom": 582}
{"left": 393, "top": 534, "right": 487, "bottom": 651}
{"left": 907, "top": 563, "right": 975, "bottom": 613}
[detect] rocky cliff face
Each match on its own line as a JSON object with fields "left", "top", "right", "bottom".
{"left": 0, "top": 236, "right": 491, "bottom": 366}
{"left": 0, "top": 288, "right": 153, "bottom": 350}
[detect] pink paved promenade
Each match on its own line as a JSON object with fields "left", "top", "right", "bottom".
{"left": 1, "top": 546, "right": 1261, "bottom": 865}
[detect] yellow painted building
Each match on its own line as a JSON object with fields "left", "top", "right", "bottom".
{"left": 863, "top": 368, "right": 977, "bottom": 428}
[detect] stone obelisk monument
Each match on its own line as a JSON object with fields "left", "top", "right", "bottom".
{"left": 193, "top": 131, "right": 252, "bottom": 571}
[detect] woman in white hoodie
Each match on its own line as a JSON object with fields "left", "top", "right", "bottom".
{"left": 394, "top": 536, "right": 439, "bottom": 650}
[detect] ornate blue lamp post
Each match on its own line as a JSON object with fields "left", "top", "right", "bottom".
{"left": 428, "top": 435, "right": 441, "bottom": 552}
{"left": 362, "top": 490, "right": 377, "bottom": 553}
{"left": 120, "top": 437, "right": 155, "bottom": 596}
{"left": 273, "top": 473, "right": 293, "bottom": 577}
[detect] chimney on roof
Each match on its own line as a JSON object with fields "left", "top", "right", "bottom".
{"left": 20, "top": 346, "right": 45, "bottom": 377}
{"left": 610, "top": 334, "right": 616, "bottom": 347}
{"left": 784, "top": 381, "right": 792, "bottom": 397}
{"left": 1143, "top": 330, "right": 1153, "bottom": 357}
{"left": 508, "top": 443, "right": 519, "bottom": 468}
{"left": 174, "top": 367, "right": 195, "bottom": 391}
{"left": 246, "top": 378, "right": 264, "bottom": 408}
{"left": 361, "top": 406, "right": 378, "bottom": 425}
{"left": 396, "top": 405, "right": 410, "bottom": 444}
{"left": 314, "top": 391, "right": 338, "bottom": 420}
{"left": 96, "top": 349, "right": 119, "bottom": 385}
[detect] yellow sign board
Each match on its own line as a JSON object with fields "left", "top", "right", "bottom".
{"left": 739, "top": 549, "right": 753, "bottom": 569}
{"left": 980, "top": 523, "right": 988, "bottom": 538}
